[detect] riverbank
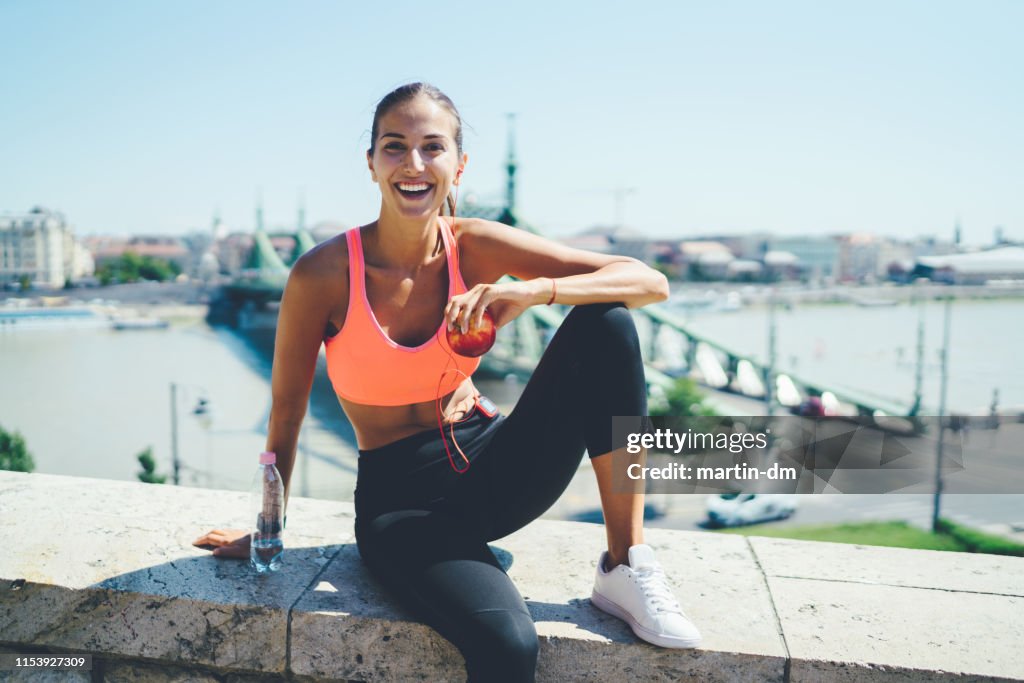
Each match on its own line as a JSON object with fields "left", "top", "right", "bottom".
{"left": 669, "top": 280, "right": 1024, "bottom": 309}
{"left": 3, "top": 281, "right": 211, "bottom": 326}
{"left": 10, "top": 277, "right": 1024, "bottom": 311}
{"left": 5, "top": 279, "right": 211, "bottom": 305}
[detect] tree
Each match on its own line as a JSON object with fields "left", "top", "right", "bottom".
{"left": 119, "top": 252, "right": 142, "bottom": 282}
{"left": 138, "top": 255, "right": 175, "bottom": 281}
{"left": 18, "top": 274, "right": 32, "bottom": 291}
{"left": 652, "top": 377, "right": 718, "bottom": 418}
{"left": 96, "top": 252, "right": 180, "bottom": 285}
{"left": 649, "top": 377, "right": 721, "bottom": 448}
{"left": 0, "top": 425, "right": 35, "bottom": 472}
{"left": 97, "top": 267, "right": 114, "bottom": 286}
{"left": 136, "top": 446, "right": 167, "bottom": 484}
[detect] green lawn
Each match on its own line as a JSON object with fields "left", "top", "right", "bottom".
{"left": 717, "top": 519, "right": 1024, "bottom": 556}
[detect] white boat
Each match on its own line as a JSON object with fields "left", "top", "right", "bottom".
{"left": 111, "top": 318, "right": 170, "bottom": 331}
{"left": 852, "top": 297, "right": 899, "bottom": 307}
{"left": 670, "top": 290, "right": 745, "bottom": 315}
{"left": 0, "top": 306, "right": 107, "bottom": 331}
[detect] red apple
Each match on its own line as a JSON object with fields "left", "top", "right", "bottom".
{"left": 447, "top": 309, "right": 496, "bottom": 357}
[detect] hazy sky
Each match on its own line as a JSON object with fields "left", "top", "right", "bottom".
{"left": 1, "top": 1, "right": 1020, "bottom": 244}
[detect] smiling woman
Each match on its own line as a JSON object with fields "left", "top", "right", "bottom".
{"left": 194, "top": 82, "right": 697, "bottom": 682}
{"left": 367, "top": 82, "right": 464, "bottom": 219}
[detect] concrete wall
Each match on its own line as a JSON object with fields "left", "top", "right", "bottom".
{"left": 1, "top": 471, "right": 1022, "bottom": 682}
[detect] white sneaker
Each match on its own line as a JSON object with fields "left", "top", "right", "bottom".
{"left": 591, "top": 544, "right": 702, "bottom": 648}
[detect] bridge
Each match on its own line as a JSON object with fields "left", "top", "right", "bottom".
{"left": 219, "top": 228, "right": 309, "bottom": 307}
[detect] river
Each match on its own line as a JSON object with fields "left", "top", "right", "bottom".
{"left": 1, "top": 296, "right": 1021, "bottom": 503}
{"left": 657, "top": 296, "right": 1024, "bottom": 414}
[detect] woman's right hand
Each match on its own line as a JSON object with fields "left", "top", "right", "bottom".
{"left": 192, "top": 528, "right": 251, "bottom": 559}
{"left": 446, "top": 280, "right": 540, "bottom": 332}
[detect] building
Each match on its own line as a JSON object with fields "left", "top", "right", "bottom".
{"left": 913, "top": 247, "right": 1024, "bottom": 284}
{"left": 835, "top": 233, "right": 883, "bottom": 282}
{"left": 763, "top": 250, "right": 801, "bottom": 281}
{"left": 560, "top": 225, "right": 656, "bottom": 263}
{"left": 310, "top": 220, "right": 346, "bottom": 244}
{"left": 87, "top": 235, "right": 190, "bottom": 272}
{"left": 0, "top": 206, "right": 94, "bottom": 288}
{"left": 676, "top": 241, "right": 734, "bottom": 280}
{"left": 213, "top": 233, "right": 255, "bottom": 276}
{"left": 768, "top": 235, "right": 841, "bottom": 281}
{"left": 715, "top": 234, "right": 771, "bottom": 261}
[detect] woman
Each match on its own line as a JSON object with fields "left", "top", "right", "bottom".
{"left": 194, "top": 83, "right": 701, "bottom": 682}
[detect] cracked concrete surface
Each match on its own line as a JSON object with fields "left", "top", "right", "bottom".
{"left": 747, "top": 536, "right": 1024, "bottom": 681}
{"left": 1, "top": 471, "right": 1023, "bottom": 681}
{"left": 0, "top": 471, "right": 350, "bottom": 676}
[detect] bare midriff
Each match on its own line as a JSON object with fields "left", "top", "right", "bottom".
{"left": 339, "top": 376, "right": 481, "bottom": 451}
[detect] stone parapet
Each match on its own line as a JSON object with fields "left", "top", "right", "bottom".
{"left": 1, "top": 471, "right": 1022, "bottom": 681}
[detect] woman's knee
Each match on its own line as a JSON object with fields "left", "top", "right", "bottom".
{"left": 464, "top": 609, "right": 539, "bottom": 682}
{"left": 563, "top": 303, "right": 641, "bottom": 358}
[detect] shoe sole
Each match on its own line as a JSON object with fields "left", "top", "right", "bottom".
{"left": 590, "top": 589, "right": 702, "bottom": 649}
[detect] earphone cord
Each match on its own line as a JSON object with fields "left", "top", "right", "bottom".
{"left": 434, "top": 361, "right": 474, "bottom": 474}
{"left": 434, "top": 178, "right": 475, "bottom": 474}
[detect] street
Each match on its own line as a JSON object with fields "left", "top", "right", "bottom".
{"left": 547, "top": 461, "right": 1024, "bottom": 543}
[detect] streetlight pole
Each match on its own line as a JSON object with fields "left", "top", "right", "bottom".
{"left": 765, "top": 288, "right": 777, "bottom": 417}
{"left": 931, "top": 296, "right": 953, "bottom": 533}
{"left": 170, "top": 382, "right": 181, "bottom": 486}
{"left": 912, "top": 283, "right": 925, "bottom": 415}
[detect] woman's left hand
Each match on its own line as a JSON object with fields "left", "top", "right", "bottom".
{"left": 192, "top": 528, "right": 251, "bottom": 559}
{"left": 445, "top": 280, "right": 541, "bottom": 333}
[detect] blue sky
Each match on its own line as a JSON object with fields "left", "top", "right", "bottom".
{"left": 1, "top": 1, "right": 1021, "bottom": 243}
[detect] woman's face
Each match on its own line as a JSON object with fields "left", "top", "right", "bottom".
{"left": 368, "top": 94, "right": 467, "bottom": 220}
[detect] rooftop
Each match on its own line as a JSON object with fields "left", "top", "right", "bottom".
{"left": 918, "top": 246, "right": 1024, "bottom": 274}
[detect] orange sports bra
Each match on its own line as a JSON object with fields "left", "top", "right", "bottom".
{"left": 324, "top": 218, "right": 481, "bottom": 406}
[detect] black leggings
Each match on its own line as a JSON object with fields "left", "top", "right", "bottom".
{"left": 354, "top": 303, "right": 647, "bottom": 683}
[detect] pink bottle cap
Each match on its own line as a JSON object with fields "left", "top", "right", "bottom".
{"left": 259, "top": 451, "right": 276, "bottom": 465}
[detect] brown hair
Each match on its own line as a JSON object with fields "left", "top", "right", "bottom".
{"left": 369, "top": 83, "right": 463, "bottom": 216}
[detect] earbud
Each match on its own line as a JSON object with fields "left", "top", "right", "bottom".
{"left": 454, "top": 169, "right": 463, "bottom": 185}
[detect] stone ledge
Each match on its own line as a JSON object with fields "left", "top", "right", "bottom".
{"left": 1, "top": 471, "right": 1022, "bottom": 682}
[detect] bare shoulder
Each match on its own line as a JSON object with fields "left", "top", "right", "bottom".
{"left": 451, "top": 218, "right": 513, "bottom": 284}
{"left": 291, "top": 232, "right": 348, "bottom": 284}
{"left": 282, "top": 232, "right": 349, "bottom": 335}
{"left": 453, "top": 217, "right": 515, "bottom": 247}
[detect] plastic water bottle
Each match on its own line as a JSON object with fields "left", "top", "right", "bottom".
{"left": 250, "top": 451, "right": 284, "bottom": 573}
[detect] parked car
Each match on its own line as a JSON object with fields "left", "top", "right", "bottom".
{"left": 705, "top": 493, "right": 798, "bottom": 527}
